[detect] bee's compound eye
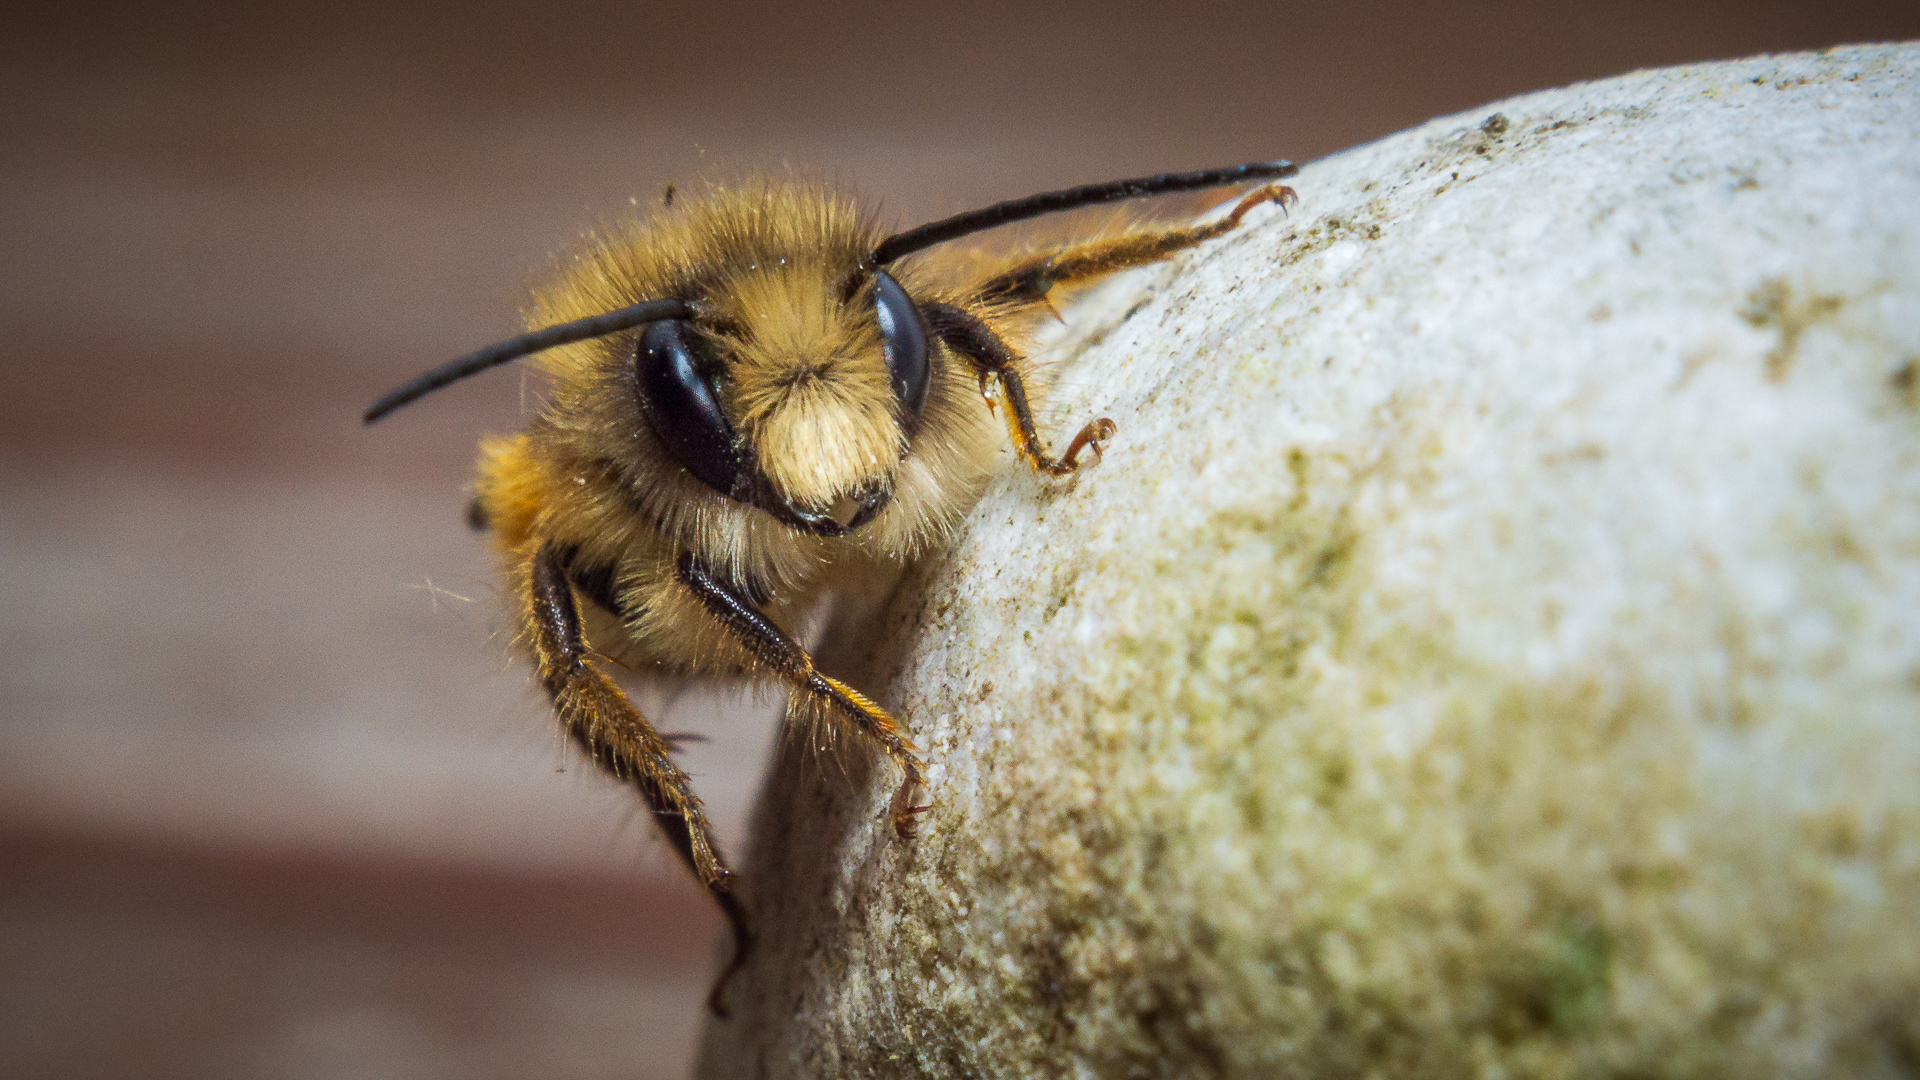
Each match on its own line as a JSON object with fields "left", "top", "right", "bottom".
{"left": 872, "top": 270, "right": 931, "bottom": 430}
{"left": 637, "top": 319, "right": 744, "bottom": 496}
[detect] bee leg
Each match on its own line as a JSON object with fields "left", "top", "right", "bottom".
{"left": 521, "top": 542, "right": 751, "bottom": 1018}
{"left": 971, "top": 181, "right": 1297, "bottom": 306}
{"left": 924, "top": 184, "right": 1296, "bottom": 479}
{"left": 674, "top": 553, "right": 932, "bottom": 839}
{"left": 922, "top": 301, "right": 1116, "bottom": 478}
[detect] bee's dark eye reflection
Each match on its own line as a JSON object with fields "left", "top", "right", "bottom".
{"left": 636, "top": 319, "right": 744, "bottom": 496}
{"left": 873, "top": 270, "right": 931, "bottom": 431}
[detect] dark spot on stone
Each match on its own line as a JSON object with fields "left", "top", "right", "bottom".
{"left": 1543, "top": 442, "right": 1607, "bottom": 466}
{"left": 1480, "top": 112, "right": 1510, "bottom": 137}
{"left": 1041, "top": 572, "right": 1078, "bottom": 622}
{"left": 1893, "top": 359, "right": 1919, "bottom": 410}
{"left": 1869, "top": 1008, "right": 1920, "bottom": 1076}
{"left": 1315, "top": 752, "right": 1351, "bottom": 806}
{"left": 1740, "top": 278, "right": 1845, "bottom": 382}
{"left": 1306, "top": 531, "right": 1352, "bottom": 585}
{"left": 1286, "top": 447, "right": 1311, "bottom": 512}
{"left": 1490, "top": 915, "right": 1614, "bottom": 1040}
{"left": 1130, "top": 976, "right": 1229, "bottom": 1076}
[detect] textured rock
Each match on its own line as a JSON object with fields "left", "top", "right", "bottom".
{"left": 699, "top": 44, "right": 1920, "bottom": 1079}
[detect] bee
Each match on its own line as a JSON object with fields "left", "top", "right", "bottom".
{"left": 365, "top": 161, "right": 1298, "bottom": 1015}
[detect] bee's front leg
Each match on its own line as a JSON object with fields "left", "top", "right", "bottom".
{"left": 927, "top": 185, "right": 1294, "bottom": 482}
{"left": 922, "top": 301, "right": 1115, "bottom": 478}
{"left": 519, "top": 542, "right": 751, "bottom": 1016}
{"left": 674, "top": 553, "right": 931, "bottom": 838}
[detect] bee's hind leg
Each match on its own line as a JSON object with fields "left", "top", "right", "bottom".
{"left": 674, "top": 553, "right": 931, "bottom": 839}
{"left": 519, "top": 542, "right": 751, "bottom": 1017}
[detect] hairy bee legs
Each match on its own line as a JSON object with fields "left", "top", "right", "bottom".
{"left": 521, "top": 544, "right": 751, "bottom": 1017}
{"left": 675, "top": 553, "right": 932, "bottom": 838}
{"left": 972, "top": 181, "right": 1297, "bottom": 306}
{"left": 924, "top": 301, "right": 1116, "bottom": 478}
{"left": 930, "top": 182, "right": 1296, "bottom": 481}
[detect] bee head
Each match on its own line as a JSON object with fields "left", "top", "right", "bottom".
{"left": 367, "top": 162, "right": 1298, "bottom": 540}
{"left": 634, "top": 267, "right": 931, "bottom": 536}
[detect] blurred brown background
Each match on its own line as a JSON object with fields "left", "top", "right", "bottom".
{"left": 2, "top": 2, "right": 1914, "bottom": 1077}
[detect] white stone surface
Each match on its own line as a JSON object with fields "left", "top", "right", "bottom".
{"left": 701, "top": 44, "right": 1920, "bottom": 1079}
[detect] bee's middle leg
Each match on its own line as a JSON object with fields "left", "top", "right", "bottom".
{"left": 521, "top": 542, "right": 750, "bottom": 1015}
{"left": 674, "top": 553, "right": 931, "bottom": 838}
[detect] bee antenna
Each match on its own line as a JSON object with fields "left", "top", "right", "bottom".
{"left": 867, "top": 160, "right": 1298, "bottom": 267}
{"left": 364, "top": 298, "right": 693, "bottom": 424}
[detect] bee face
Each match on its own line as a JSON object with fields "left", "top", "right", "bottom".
{"left": 635, "top": 266, "right": 931, "bottom": 537}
